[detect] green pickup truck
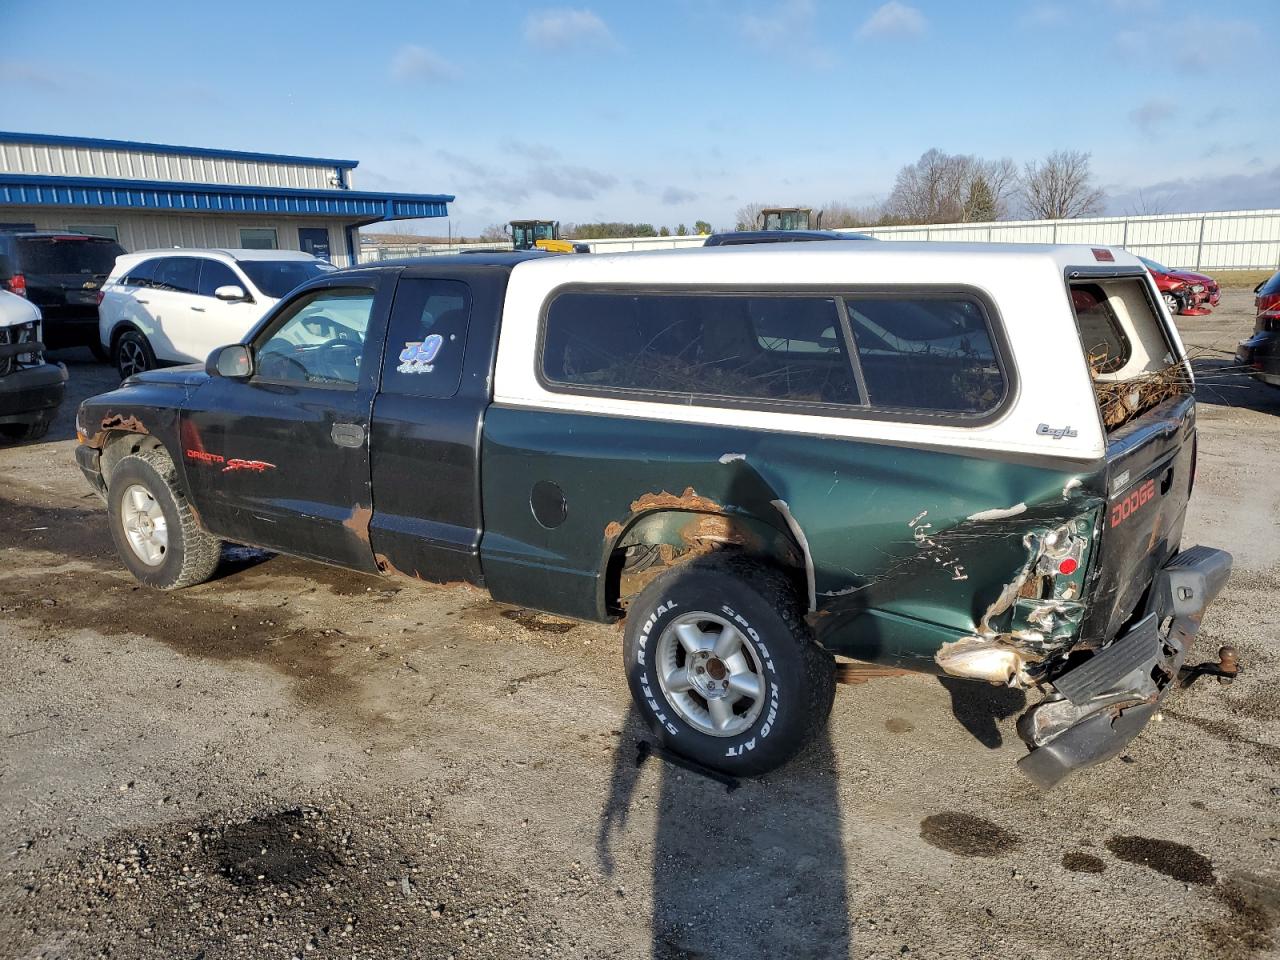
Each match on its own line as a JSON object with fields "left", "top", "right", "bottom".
{"left": 75, "top": 243, "right": 1231, "bottom": 788}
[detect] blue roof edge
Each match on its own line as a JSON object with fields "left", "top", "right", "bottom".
{"left": 0, "top": 131, "right": 360, "bottom": 170}
{"left": 0, "top": 172, "right": 453, "bottom": 205}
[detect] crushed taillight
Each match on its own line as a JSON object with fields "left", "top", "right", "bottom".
{"left": 96, "top": 290, "right": 104, "bottom": 305}
{"left": 1189, "top": 434, "right": 1198, "bottom": 496}
{"left": 7, "top": 273, "right": 27, "bottom": 298}
{"left": 1258, "top": 293, "right": 1280, "bottom": 315}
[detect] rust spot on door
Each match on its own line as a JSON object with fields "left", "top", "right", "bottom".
{"left": 343, "top": 505, "right": 373, "bottom": 545}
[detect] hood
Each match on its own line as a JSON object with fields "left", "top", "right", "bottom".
{"left": 1166, "top": 269, "right": 1215, "bottom": 285}
{"left": 0, "top": 289, "right": 41, "bottom": 328}
{"left": 122, "top": 363, "right": 209, "bottom": 388}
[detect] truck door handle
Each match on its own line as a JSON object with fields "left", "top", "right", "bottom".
{"left": 191, "top": 305, "right": 205, "bottom": 312}
{"left": 330, "top": 422, "right": 365, "bottom": 448}
{"left": 136, "top": 298, "right": 149, "bottom": 304}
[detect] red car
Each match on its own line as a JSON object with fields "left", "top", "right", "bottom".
{"left": 1139, "top": 256, "right": 1220, "bottom": 316}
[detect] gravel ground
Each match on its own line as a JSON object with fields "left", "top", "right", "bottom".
{"left": 1, "top": 287, "right": 1278, "bottom": 960}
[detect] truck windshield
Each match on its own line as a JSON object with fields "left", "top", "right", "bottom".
{"left": 237, "top": 259, "right": 336, "bottom": 298}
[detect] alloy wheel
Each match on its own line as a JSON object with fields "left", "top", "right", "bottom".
{"left": 119, "top": 483, "right": 168, "bottom": 566}
{"left": 655, "top": 611, "right": 767, "bottom": 737}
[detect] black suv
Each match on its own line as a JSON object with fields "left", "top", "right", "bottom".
{"left": 0, "top": 232, "right": 126, "bottom": 357}
{"left": 702, "top": 229, "right": 876, "bottom": 246}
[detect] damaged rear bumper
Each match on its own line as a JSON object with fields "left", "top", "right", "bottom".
{"left": 1016, "top": 544, "right": 1232, "bottom": 789}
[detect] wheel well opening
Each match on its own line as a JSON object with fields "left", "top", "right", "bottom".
{"left": 109, "top": 324, "right": 142, "bottom": 350}
{"left": 604, "top": 509, "right": 806, "bottom": 617}
{"left": 101, "top": 432, "right": 167, "bottom": 487}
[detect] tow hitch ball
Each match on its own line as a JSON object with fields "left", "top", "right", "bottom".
{"left": 1178, "top": 645, "right": 1239, "bottom": 689}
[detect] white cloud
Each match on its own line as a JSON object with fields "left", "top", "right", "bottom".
{"left": 1129, "top": 98, "right": 1176, "bottom": 135}
{"left": 741, "top": 0, "right": 814, "bottom": 46}
{"left": 1019, "top": 2, "right": 1067, "bottom": 27}
{"left": 523, "top": 8, "right": 616, "bottom": 51}
{"left": 389, "top": 45, "right": 458, "bottom": 83}
{"left": 858, "top": 1, "right": 926, "bottom": 39}
{"left": 662, "top": 186, "right": 699, "bottom": 205}
{"left": 528, "top": 163, "right": 618, "bottom": 200}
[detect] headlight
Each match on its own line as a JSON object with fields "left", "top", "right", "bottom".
{"left": 1190, "top": 283, "right": 1205, "bottom": 293}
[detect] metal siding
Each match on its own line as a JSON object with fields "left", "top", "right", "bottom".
{"left": 10, "top": 208, "right": 358, "bottom": 266}
{"left": 0, "top": 140, "right": 341, "bottom": 190}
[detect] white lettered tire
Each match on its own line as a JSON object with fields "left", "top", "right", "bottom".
{"left": 106, "top": 447, "right": 223, "bottom": 590}
{"left": 623, "top": 557, "right": 835, "bottom": 776}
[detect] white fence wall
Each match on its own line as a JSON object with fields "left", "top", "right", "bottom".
{"left": 852, "top": 209, "right": 1280, "bottom": 271}
{"left": 358, "top": 209, "right": 1280, "bottom": 270}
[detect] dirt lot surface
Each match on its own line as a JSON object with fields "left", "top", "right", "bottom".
{"left": 2, "top": 289, "right": 1278, "bottom": 960}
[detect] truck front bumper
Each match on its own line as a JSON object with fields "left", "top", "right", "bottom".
{"left": 0, "top": 361, "right": 67, "bottom": 428}
{"left": 1016, "top": 544, "right": 1232, "bottom": 789}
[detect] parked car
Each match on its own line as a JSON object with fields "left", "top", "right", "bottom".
{"left": 75, "top": 244, "right": 1230, "bottom": 789}
{"left": 98, "top": 248, "right": 337, "bottom": 379}
{"left": 704, "top": 230, "right": 876, "bottom": 246}
{"left": 1138, "top": 256, "right": 1220, "bottom": 315}
{"left": 0, "top": 231, "right": 127, "bottom": 358}
{"left": 1236, "top": 269, "right": 1280, "bottom": 389}
{"left": 0, "top": 287, "right": 67, "bottom": 442}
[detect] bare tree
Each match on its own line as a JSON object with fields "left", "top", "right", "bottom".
{"left": 886, "top": 150, "right": 1020, "bottom": 224}
{"left": 734, "top": 202, "right": 774, "bottom": 231}
{"left": 1020, "top": 150, "right": 1106, "bottom": 220}
{"left": 820, "top": 200, "right": 884, "bottom": 228}
{"left": 479, "top": 223, "right": 508, "bottom": 242}
{"left": 1123, "top": 187, "right": 1178, "bottom": 217}
{"left": 982, "top": 157, "right": 1020, "bottom": 220}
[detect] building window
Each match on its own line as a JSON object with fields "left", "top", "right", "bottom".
{"left": 239, "top": 227, "right": 278, "bottom": 250}
{"left": 66, "top": 224, "right": 119, "bottom": 241}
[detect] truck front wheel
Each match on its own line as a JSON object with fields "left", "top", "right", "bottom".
{"left": 106, "top": 448, "right": 223, "bottom": 589}
{"left": 623, "top": 557, "right": 835, "bottom": 777}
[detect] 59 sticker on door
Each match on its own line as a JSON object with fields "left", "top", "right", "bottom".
{"left": 398, "top": 334, "right": 444, "bottom": 374}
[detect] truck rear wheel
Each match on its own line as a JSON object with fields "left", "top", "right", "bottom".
{"left": 106, "top": 448, "right": 222, "bottom": 589}
{"left": 623, "top": 557, "right": 835, "bottom": 777}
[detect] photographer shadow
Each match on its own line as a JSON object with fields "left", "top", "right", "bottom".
{"left": 598, "top": 706, "right": 851, "bottom": 959}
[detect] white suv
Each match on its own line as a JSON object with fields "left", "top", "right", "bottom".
{"left": 98, "top": 249, "right": 337, "bottom": 378}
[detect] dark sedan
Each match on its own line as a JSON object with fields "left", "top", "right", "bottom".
{"left": 1236, "top": 270, "right": 1280, "bottom": 389}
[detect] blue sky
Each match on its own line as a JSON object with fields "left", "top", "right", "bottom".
{"left": 3, "top": 0, "right": 1277, "bottom": 235}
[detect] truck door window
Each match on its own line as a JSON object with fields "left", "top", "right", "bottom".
{"left": 844, "top": 296, "right": 1005, "bottom": 414}
{"left": 254, "top": 287, "right": 374, "bottom": 389}
{"left": 379, "top": 278, "right": 472, "bottom": 399}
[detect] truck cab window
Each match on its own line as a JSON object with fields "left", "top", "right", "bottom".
{"left": 254, "top": 287, "right": 374, "bottom": 388}
{"left": 379, "top": 278, "right": 472, "bottom": 399}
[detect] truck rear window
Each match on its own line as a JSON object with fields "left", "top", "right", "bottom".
{"left": 1068, "top": 276, "right": 1186, "bottom": 431}
{"left": 18, "top": 237, "right": 123, "bottom": 276}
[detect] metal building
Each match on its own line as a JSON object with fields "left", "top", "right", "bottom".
{"left": 0, "top": 131, "right": 452, "bottom": 266}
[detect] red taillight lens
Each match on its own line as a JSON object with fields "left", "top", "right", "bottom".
{"left": 1057, "top": 558, "right": 1079, "bottom": 576}
{"left": 7, "top": 273, "right": 27, "bottom": 298}
{"left": 96, "top": 290, "right": 104, "bottom": 305}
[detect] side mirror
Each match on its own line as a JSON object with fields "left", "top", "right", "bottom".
{"left": 0, "top": 253, "right": 12, "bottom": 281}
{"left": 214, "top": 284, "right": 249, "bottom": 302}
{"left": 206, "top": 344, "right": 253, "bottom": 379}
